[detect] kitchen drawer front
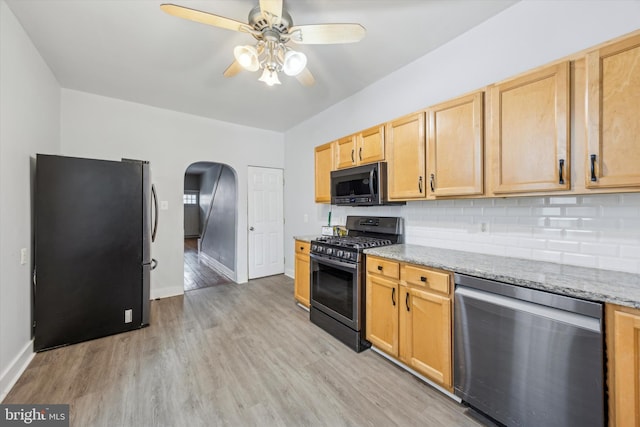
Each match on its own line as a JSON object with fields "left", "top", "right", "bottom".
{"left": 402, "top": 264, "right": 451, "bottom": 295}
{"left": 295, "top": 240, "right": 310, "bottom": 255}
{"left": 367, "top": 256, "right": 400, "bottom": 280}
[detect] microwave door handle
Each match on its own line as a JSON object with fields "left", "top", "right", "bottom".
{"left": 369, "top": 168, "right": 375, "bottom": 196}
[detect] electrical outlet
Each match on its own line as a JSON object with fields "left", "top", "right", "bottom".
{"left": 303, "top": 214, "right": 309, "bottom": 223}
{"left": 481, "top": 223, "right": 488, "bottom": 233}
{"left": 20, "top": 248, "right": 27, "bottom": 265}
{"left": 124, "top": 309, "right": 132, "bottom": 323}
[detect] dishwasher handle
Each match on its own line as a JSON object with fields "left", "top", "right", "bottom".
{"left": 456, "top": 285, "right": 602, "bottom": 333}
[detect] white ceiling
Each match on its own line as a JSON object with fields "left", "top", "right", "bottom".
{"left": 6, "top": 0, "right": 517, "bottom": 132}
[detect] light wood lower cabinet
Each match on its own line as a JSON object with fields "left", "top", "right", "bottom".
{"left": 366, "top": 256, "right": 453, "bottom": 391}
{"left": 294, "top": 240, "right": 310, "bottom": 307}
{"left": 606, "top": 303, "right": 640, "bottom": 427}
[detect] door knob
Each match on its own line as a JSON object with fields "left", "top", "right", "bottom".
{"left": 249, "top": 226, "right": 254, "bottom": 231}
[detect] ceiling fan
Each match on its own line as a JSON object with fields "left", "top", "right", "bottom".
{"left": 160, "top": 0, "right": 366, "bottom": 87}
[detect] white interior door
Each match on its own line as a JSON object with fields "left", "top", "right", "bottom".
{"left": 248, "top": 166, "right": 284, "bottom": 279}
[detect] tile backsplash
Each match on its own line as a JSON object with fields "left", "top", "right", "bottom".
{"left": 329, "top": 193, "right": 640, "bottom": 274}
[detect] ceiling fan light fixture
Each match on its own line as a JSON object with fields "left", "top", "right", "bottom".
{"left": 258, "top": 68, "right": 281, "bottom": 86}
{"left": 233, "top": 45, "right": 260, "bottom": 71}
{"left": 282, "top": 50, "right": 307, "bottom": 76}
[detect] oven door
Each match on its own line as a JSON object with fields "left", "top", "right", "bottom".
{"left": 310, "top": 253, "right": 361, "bottom": 331}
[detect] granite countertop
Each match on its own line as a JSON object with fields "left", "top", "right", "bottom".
{"left": 364, "top": 244, "right": 640, "bottom": 309}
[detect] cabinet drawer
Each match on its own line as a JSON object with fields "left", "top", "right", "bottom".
{"left": 367, "top": 257, "right": 400, "bottom": 280}
{"left": 295, "top": 241, "right": 310, "bottom": 255}
{"left": 402, "top": 265, "right": 451, "bottom": 294}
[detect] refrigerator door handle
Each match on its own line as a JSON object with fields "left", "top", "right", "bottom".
{"left": 151, "top": 184, "right": 158, "bottom": 242}
{"left": 151, "top": 258, "right": 158, "bottom": 270}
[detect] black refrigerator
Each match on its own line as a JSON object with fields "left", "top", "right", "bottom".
{"left": 34, "top": 154, "right": 157, "bottom": 352}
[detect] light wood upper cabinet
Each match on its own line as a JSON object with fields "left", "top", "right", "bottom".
{"left": 293, "top": 240, "right": 310, "bottom": 308}
{"left": 314, "top": 142, "right": 334, "bottom": 203}
{"left": 358, "top": 125, "right": 385, "bottom": 165}
{"left": 366, "top": 273, "right": 399, "bottom": 357}
{"left": 585, "top": 33, "right": 640, "bottom": 189}
{"left": 335, "top": 135, "right": 357, "bottom": 169}
{"left": 386, "top": 112, "right": 427, "bottom": 200}
{"left": 427, "top": 91, "right": 484, "bottom": 197}
{"left": 606, "top": 304, "right": 640, "bottom": 427}
{"left": 335, "top": 125, "right": 385, "bottom": 169}
{"left": 489, "top": 62, "right": 571, "bottom": 194}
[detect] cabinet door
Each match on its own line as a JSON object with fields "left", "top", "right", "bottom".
{"left": 366, "top": 274, "right": 399, "bottom": 357}
{"left": 586, "top": 34, "right": 640, "bottom": 189}
{"left": 294, "top": 242, "right": 310, "bottom": 308}
{"left": 335, "top": 135, "right": 356, "bottom": 170}
{"left": 489, "top": 62, "right": 570, "bottom": 194}
{"left": 357, "top": 125, "right": 385, "bottom": 165}
{"left": 386, "top": 112, "right": 427, "bottom": 200}
{"left": 607, "top": 306, "right": 640, "bottom": 427}
{"left": 427, "top": 91, "right": 484, "bottom": 197}
{"left": 403, "top": 287, "right": 452, "bottom": 390}
{"left": 314, "top": 142, "right": 334, "bottom": 203}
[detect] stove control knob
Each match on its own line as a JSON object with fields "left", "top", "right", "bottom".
{"left": 337, "top": 250, "right": 344, "bottom": 258}
{"left": 326, "top": 248, "right": 333, "bottom": 255}
{"left": 311, "top": 244, "right": 317, "bottom": 251}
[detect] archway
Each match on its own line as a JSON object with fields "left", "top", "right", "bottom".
{"left": 183, "top": 161, "right": 237, "bottom": 291}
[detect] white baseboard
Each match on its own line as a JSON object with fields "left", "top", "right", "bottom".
{"left": 0, "top": 340, "right": 35, "bottom": 402}
{"left": 199, "top": 252, "right": 236, "bottom": 281}
{"left": 150, "top": 286, "right": 184, "bottom": 300}
{"left": 284, "top": 268, "right": 294, "bottom": 279}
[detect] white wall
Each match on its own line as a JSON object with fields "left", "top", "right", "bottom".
{"left": 0, "top": 0, "right": 61, "bottom": 399}
{"left": 284, "top": 1, "right": 640, "bottom": 276}
{"left": 60, "top": 89, "right": 284, "bottom": 297}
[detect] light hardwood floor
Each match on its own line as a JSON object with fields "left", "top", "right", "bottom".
{"left": 3, "top": 275, "right": 484, "bottom": 427}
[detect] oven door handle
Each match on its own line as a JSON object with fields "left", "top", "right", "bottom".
{"left": 310, "top": 253, "right": 357, "bottom": 270}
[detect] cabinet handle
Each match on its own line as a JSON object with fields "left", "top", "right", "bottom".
{"left": 430, "top": 174, "right": 435, "bottom": 192}
{"left": 300, "top": 246, "right": 304, "bottom": 250}
{"left": 377, "top": 265, "right": 383, "bottom": 271}
{"left": 405, "top": 292, "right": 410, "bottom": 311}
{"left": 391, "top": 288, "right": 396, "bottom": 306}
{"left": 558, "top": 159, "right": 565, "bottom": 185}
{"left": 420, "top": 276, "right": 427, "bottom": 282}
{"left": 590, "top": 154, "right": 597, "bottom": 182}
{"left": 418, "top": 176, "right": 423, "bottom": 193}
{"left": 359, "top": 147, "right": 362, "bottom": 161}
{"left": 351, "top": 149, "right": 355, "bottom": 163}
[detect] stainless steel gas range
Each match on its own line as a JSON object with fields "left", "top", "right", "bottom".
{"left": 309, "top": 216, "right": 403, "bottom": 352}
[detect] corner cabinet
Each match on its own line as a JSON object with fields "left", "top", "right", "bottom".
{"left": 335, "top": 125, "right": 385, "bottom": 170}
{"left": 294, "top": 240, "right": 311, "bottom": 308}
{"left": 606, "top": 304, "right": 640, "bottom": 427}
{"left": 386, "top": 112, "right": 427, "bottom": 200}
{"left": 585, "top": 33, "right": 640, "bottom": 189}
{"left": 366, "top": 256, "right": 453, "bottom": 391}
{"left": 488, "top": 61, "right": 571, "bottom": 194}
{"left": 314, "top": 142, "right": 334, "bottom": 203}
{"left": 427, "top": 91, "right": 484, "bottom": 197}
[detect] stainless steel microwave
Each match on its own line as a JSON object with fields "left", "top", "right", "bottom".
{"left": 330, "top": 162, "right": 403, "bottom": 206}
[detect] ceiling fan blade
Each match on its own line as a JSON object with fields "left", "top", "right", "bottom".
{"left": 260, "top": 0, "right": 283, "bottom": 19}
{"left": 160, "top": 4, "right": 250, "bottom": 33}
{"left": 296, "top": 67, "right": 316, "bottom": 86}
{"left": 223, "top": 60, "right": 243, "bottom": 78}
{"left": 289, "top": 24, "right": 366, "bottom": 45}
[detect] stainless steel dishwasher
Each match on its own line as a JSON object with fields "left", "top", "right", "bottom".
{"left": 454, "top": 273, "right": 604, "bottom": 427}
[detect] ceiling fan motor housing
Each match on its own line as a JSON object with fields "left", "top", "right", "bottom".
{"left": 248, "top": 5, "right": 292, "bottom": 37}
